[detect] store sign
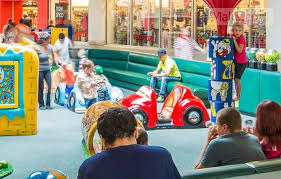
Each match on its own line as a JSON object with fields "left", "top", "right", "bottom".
{"left": 55, "top": 3, "right": 68, "bottom": 25}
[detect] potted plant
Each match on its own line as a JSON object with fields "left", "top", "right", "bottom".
{"left": 256, "top": 48, "right": 267, "bottom": 70}
{"left": 265, "top": 50, "right": 280, "bottom": 71}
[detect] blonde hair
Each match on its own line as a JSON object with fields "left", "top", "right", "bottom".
{"left": 82, "top": 60, "right": 94, "bottom": 70}
{"left": 232, "top": 21, "right": 244, "bottom": 31}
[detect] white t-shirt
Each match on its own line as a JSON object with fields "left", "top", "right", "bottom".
{"left": 54, "top": 37, "right": 72, "bottom": 62}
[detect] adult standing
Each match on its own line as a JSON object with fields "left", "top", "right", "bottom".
{"left": 148, "top": 49, "right": 181, "bottom": 102}
{"left": 54, "top": 33, "right": 72, "bottom": 62}
{"left": 37, "top": 34, "right": 55, "bottom": 110}
{"left": 174, "top": 28, "right": 205, "bottom": 60}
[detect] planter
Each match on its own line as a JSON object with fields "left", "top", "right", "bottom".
{"left": 248, "top": 60, "right": 257, "bottom": 69}
{"left": 257, "top": 61, "right": 266, "bottom": 70}
{"left": 266, "top": 63, "right": 278, "bottom": 71}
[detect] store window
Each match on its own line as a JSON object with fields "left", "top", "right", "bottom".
{"left": 71, "top": 0, "right": 88, "bottom": 42}
{"left": 195, "top": 0, "right": 266, "bottom": 49}
{"left": 132, "top": 0, "right": 160, "bottom": 47}
{"left": 162, "top": 0, "right": 193, "bottom": 49}
{"left": 107, "top": 0, "right": 130, "bottom": 45}
{"left": 23, "top": 0, "right": 38, "bottom": 29}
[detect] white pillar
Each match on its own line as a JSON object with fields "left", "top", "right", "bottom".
{"left": 107, "top": 0, "right": 115, "bottom": 44}
{"left": 88, "top": 0, "right": 106, "bottom": 45}
{"left": 266, "top": 0, "right": 281, "bottom": 72}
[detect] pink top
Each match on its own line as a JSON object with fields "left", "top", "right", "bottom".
{"left": 262, "top": 145, "right": 281, "bottom": 159}
{"left": 234, "top": 35, "right": 248, "bottom": 64}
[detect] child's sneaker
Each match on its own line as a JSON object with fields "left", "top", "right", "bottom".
{"left": 157, "top": 96, "right": 165, "bottom": 103}
{"left": 64, "top": 103, "right": 68, "bottom": 108}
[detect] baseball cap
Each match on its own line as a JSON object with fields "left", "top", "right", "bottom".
{"left": 157, "top": 49, "right": 167, "bottom": 56}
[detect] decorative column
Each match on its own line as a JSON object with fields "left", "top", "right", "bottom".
{"left": 208, "top": 37, "right": 234, "bottom": 122}
{"left": 203, "top": 0, "right": 242, "bottom": 122}
{"left": 37, "top": 0, "right": 49, "bottom": 29}
{"left": 88, "top": 0, "right": 106, "bottom": 45}
{"left": 0, "top": 0, "right": 22, "bottom": 33}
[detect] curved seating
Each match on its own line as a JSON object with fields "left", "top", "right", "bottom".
{"left": 181, "top": 158, "right": 281, "bottom": 178}
{"left": 87, "top": 49, "right": 211, "bottom": 107}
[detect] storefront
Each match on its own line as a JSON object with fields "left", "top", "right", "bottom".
{"left": 22, "top": 0, "right": 37, "bottom": 29}
{"left": 106, "top": 0, "right": 267, "bottom": 50}
{"left": 49, "top": 0, "right": 88, "bottom": 41}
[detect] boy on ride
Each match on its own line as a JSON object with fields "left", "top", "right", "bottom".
{"left": 77, "top": 60, "right": 97, "bottom": 108}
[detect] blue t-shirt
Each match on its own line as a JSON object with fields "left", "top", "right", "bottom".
{"left": 201, "top": 132, "right": 266, "bottom": 167}
{"left": 78, "top": 144, "right": 181, "bottom": 179}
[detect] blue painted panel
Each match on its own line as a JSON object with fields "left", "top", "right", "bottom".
{"left": 209, "top": 37, "right": 234, "bottom": 60}
{"left": 208, "top": 79, "right": 233, "bottom": 102}
{"left": 211, "top": 59, "right": 235, "bottom": 81}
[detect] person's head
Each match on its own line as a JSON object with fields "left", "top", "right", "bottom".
{"left": 23, "top": 19, "right": 31, "bottom": 28}
{"left": 157, "top": 48, "right": 167, "bottom": 61}
{"left": 58, "top": 33, "right": 65, "bottom": 43}
{"left": 38, "top": 33, "right": 50, "bottom": 45}
{"left": 216, "top": 108, "right": 242, "bottom": 135}
{"left": 232, "top": 21, "right": 244, "bottom": 38}
{"left": 94, "top": 65, "right": 103, "bottom": 75}
{"left": 7, "top": 18, "right": 13, "bottom": 25}
{"left": 181, "top": 27, "right": 191, "bottom": 37}
{"left": 137, "top": 127, "right": 148, "bottom": 145}
{"left": 19, "top": 18, "right": 24, "bottom": 24}
{"left": 82, "top": 60, "right": 94, "bottom": 74}
{"left": 78, "top": 49, "right": 86, "bottom": 58}
{"left": 256, "top": 100, "right": 281, "bottom": 147}
{"left": 97, "top": 107, "right": 138, "bottom": 148}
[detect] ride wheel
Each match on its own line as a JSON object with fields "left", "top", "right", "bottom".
{"left": 81, "top": 101, "right": 144, "bottom": 156}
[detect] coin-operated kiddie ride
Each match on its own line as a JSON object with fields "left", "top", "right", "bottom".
{"left": 203, "top": 0, "right": 242, "bottom": 123}
{"left": 119, "top": 85, "right": 210, "bottom": 129}
{"left": 0, "top": 160, "right": 13, "bottom": 178}
{"left": 0, "top": 44, "right": 39, "bottom": 136}
{"left": 81, "top": 101, "right": 144, "bottom": 157}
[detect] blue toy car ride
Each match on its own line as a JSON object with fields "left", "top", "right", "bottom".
{"left": 54, "top": 81, "right": 124, "bottom": 113}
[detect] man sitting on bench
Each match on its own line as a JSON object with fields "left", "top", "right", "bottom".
{"left": 195, "top": 108, "right": 266, "bottom": 169}
{"left": 148, "top": 49, "right": 181, "bottom": 102}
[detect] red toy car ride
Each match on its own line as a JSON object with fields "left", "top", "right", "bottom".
{"left": 118, "top": 85, "right": 210, "bottom": 129}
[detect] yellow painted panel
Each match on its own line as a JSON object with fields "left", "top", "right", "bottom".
{"left": 0, "top": 44, "right": 38, "bottom": 136}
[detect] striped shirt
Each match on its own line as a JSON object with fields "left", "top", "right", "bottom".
{"left": 174, "top": 36, "right": 203, "bottom": 60}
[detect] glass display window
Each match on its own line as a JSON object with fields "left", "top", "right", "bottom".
{"left": 132, "top": 0, "right": 160, "bottom": 47}
{"left": 110, "top": 0, "right": 130, "bottom": 45}
{"left": 23, "top": 0, "right": 38, "bottom": 29}
{"left": 195, "top": 0, "right": 266, "bottom": 49}
{"left": 161, "top": 0, "right": 193, "bottom": 49}
{"left": 71, "top": 7, "right": 88, "bottom": 42}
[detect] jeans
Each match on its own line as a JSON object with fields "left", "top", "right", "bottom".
{"left": 97, "top": 87, "right": 111, "bottom": 101}
{"left": 84, "top": 98, "right": 97, "bottom": 109}
{"left": 150, "top": 76, "right": 180, "bottom": 98}
{"left": 38, "top": 70, "right": 51, "bottom": 107}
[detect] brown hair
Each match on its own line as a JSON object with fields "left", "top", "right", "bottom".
{"left": 232, "top": 21, "right": 244, "bottom": 31}
{"left": 137, "top": 127, "right": 148, "bottom": 145}
{"left": 217, "top": 108, "right": 242, "bottom": 132}
{"left": 256, "top": 100, "right": 281, "bottom": 147}
{"left": 82, "top": 60, "right": 93, "bottom": 70}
